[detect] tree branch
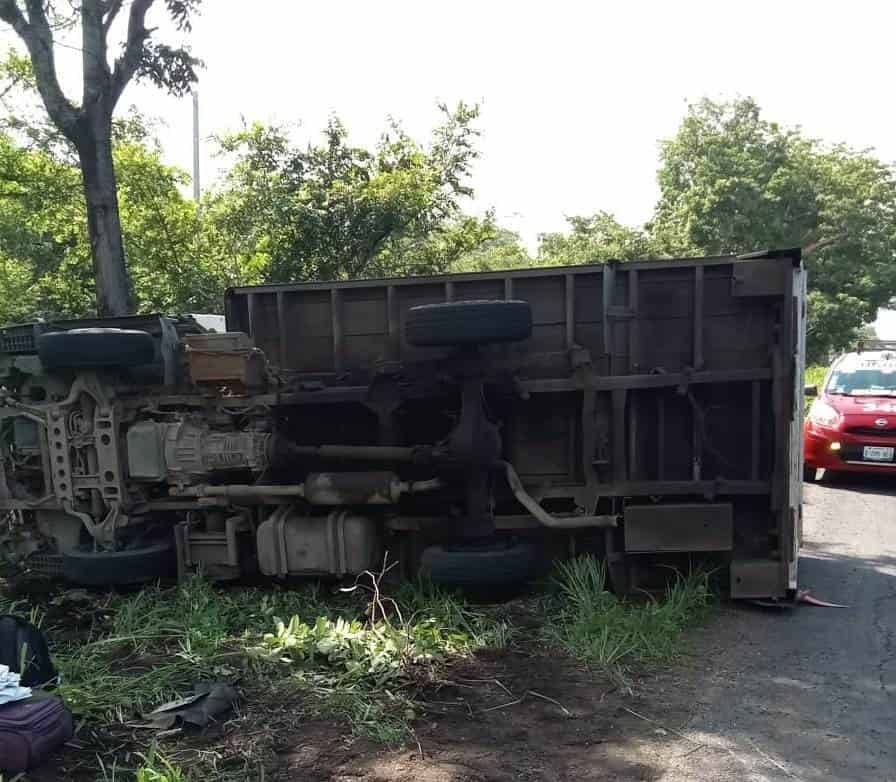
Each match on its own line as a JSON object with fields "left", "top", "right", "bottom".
{"left": 0, "top": 0, "right": 81, "bottom": 136}
{"left": 102, "top": 0, "right": 124, "bottom": 34}
{"left": 0, "top": 0, "right": 27, "bottom": 33}
{"left": 110, "top": 0, "right": 154, "bottom": 108}
{"left": 803, "top": 234, "right": 847, "bottom": 257}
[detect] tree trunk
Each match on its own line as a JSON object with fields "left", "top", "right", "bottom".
{"left": 77, "top": 126, "right": 130, "bottom": 317}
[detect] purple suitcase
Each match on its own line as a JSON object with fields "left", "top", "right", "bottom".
{"left": 0, "top": 696, "right": 73, "bottom": 772}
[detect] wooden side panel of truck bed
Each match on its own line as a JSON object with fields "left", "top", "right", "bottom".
{"left": 226, "top": 250, "right": 806, "bottom": 597}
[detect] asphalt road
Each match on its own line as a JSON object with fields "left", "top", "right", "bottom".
{"left": 654, "top": 473, "right": 896, "bottom": 781}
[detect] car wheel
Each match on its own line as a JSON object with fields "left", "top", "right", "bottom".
{"left": 420, "top": 540, "right": 537, "bottom": 589}
{"left": 61, "top": 540, "right": 176, "bottom": 586}
{"left": 405, "top": 300, "right": 532, "bottom": 347}
{"left": 803, "top": 464, "right": 818, "bottom": 482}
{"left": 37, "top": 328, "right": 155, "bottom": 371}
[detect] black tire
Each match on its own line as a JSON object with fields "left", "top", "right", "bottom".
{"left": 62, "top": 541, "right": 176, "bottom": 586}
{"left": 405, "top": 300, "right": 532, "bottom": 347}
{"left": 37, "top": 328, "right": 155, "bottom": 371}
{"left": 420, "top": 540, "right": 537, "bottom": 588}
{"left": 803, "top": 464, "right": 818, "bottom": 482}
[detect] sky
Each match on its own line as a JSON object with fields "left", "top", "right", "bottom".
{"left": 104, "top": 0, "right": 896, "bottom": 250}
{"left": 876, "top": 309, "right": 896, "bottom": 340}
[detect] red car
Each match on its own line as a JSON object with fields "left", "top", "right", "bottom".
{"left": 804, "top": 344, "right": 896, "bottom": 480}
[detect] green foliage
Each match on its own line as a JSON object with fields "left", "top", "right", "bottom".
{"left": 651, "top": 97, "right": 896, "bottom": 362}
{"left": 394, "top": 577, "right": 513, "bottom": 649}
{"left": 376, "top": 214, "right": 500, "bottom": 277}
{"left": 134, "top": 746, "right": 190, "bottom": 782}
{"left": 449, "top": 228, "right": 532, "bottom": 273}
{"left": 56, "top": 577, "right": 340, "bottom": 720}
{"left": 0, "top": 129, "right": 85, "bottom": 321}
{"left": 206, "top": 103, "right": 490, "bottom": 284}
{"left": 1, "top": 87, "right": 892, "bottom": 360}
{"left": 804, "top": 365, "right": 828, "bottom": 415}
{"left": 0, "top": 101, "right": 499, "bottom": 321}
{"left": 54, "top": 575, "right": 508, "bottom": 747}
{"left": 545, "top": 556, "right": 713, "bottom": 670}
{"left": 0, "top": 1, "right": 203, "bottom": 315}
{"left": 116, "top": 141, "right": 232, "bottom": 314}
{"left": 258, "top": 613, "right": 469, "bottom": 686}
{"left": 805, "top": 365, "right": 827, "bottom": 390}
{"left": 0, "top": 123, "right": 231, "bottom": 321}
{"left": 0, "top": 254, "right": 38, "bottom": 324}
{"left": 538, "top": 212, "right": 653, "bottom": 265}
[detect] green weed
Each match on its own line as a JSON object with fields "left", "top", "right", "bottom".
{"left": 395, "top": 578, "right": 515, "bottom": 650}
{"left": 134, "top": 745, "right": 190, "bottom": 782}
{"left": 545, "top": 556, "right": 713, "bottom": 671}
{"left": 55, "top": 577, "right": 354, "bottom": 720}
{"left": 251, "top": 578, "right": 511, "bottom": 742}
{"left": 95, "top": 745, "right": 190, "bottom": 782}
{"left": 323, "top": 686, "right": 413, "bottom": 745}
{"left": 53, "top": 574, "right": 509, "bottom": 748}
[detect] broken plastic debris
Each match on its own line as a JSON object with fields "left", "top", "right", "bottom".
{"left": 796, "top": 589, "right": 848, "bottom": 608}
{"left": 751, "top": 589, "right": 848, "bottom": 609}
{"left": 144, "top": 682, "right": 238, "bottom": 730}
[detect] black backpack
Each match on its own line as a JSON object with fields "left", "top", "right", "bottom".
{"left": 0, "top": 615, "right": 57, "bottom": 688}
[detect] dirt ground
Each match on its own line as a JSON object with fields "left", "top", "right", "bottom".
{"left": 26, "top": 471, "right": 896, "bottom": 780}
{"left": 278, "top": 652, "right": 691, "bottom": 782}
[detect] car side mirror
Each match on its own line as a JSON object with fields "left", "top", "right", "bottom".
{"left": 804, "top": 384, "right": 818, "bottom": 398}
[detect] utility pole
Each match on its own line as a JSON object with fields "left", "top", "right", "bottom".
{"left": 192, "top": 91, "right": 200, "bottom": 202}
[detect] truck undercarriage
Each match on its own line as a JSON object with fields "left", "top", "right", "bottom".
{"left": 0, "top": 251, "right": 806, "bottom": 597}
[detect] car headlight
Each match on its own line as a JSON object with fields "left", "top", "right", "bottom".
{"left": 808, "top": 400, "right": 841, "bottom": 428}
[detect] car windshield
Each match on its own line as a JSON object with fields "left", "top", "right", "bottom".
{"left": 827, "top": 360, "right": 896, "bottom": 396}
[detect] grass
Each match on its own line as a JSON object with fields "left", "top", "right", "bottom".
{"left": 50, "top": 575, "right": 510, "bottom": 747}
{"left": 40, "top": 575, "right": 512, "bottom": 778}
{"left": 544, "top": 556, "right": 714, "bottom": 672}
{"left": 26, "top": 558, "right": 714, "bottom": 778}
{"left": 134, "top": 747, "right": 189, "bottom": 782}
{"left": 806, "top": 365, "right": 826, "bottom": 392}
{"left": 96, "top": 745, "right": 189, "bottom": 782}
{"left": 55, "top": 578, "right": 343, "bottom": 721}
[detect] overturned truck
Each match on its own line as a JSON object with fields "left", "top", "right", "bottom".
{"left": 0, "top": 250, "right": 807, "bottom": 597}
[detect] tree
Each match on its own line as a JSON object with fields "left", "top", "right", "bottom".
{"left": 206, "top": 103, "right": 491, "bottom": 283}
{"left": 651, "top": 97, "right": 896, "bottom": 361}
{"left": 0, "top": 119, "right": 218, "bottom": 321}
{"left": 448, "top": 228, "right": 532, "bottom": 273}
{"left": 537, "top": 212, "right": 653, "bottom": 265}
{"left": 0, "top": 1, "right": 200, "bottom": 315}
{"left": 375, "top": 214, "right": 500, "bottom": 277}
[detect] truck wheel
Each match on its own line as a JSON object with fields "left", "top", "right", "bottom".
{"left": 37, "top": 328, "right": 155, "bottom": 371}
{"left": 61, "top": 541, "right": 176, "bottom": 586}
{"left": 420, "top": 540, "right": 537, "bottom": 588}
{"left": 405, "top": 300, "right": 532, "bottom": 347}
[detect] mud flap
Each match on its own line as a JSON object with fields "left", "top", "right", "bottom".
{"left": 730, "top": 559, "right": 786, "bottom": 599}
